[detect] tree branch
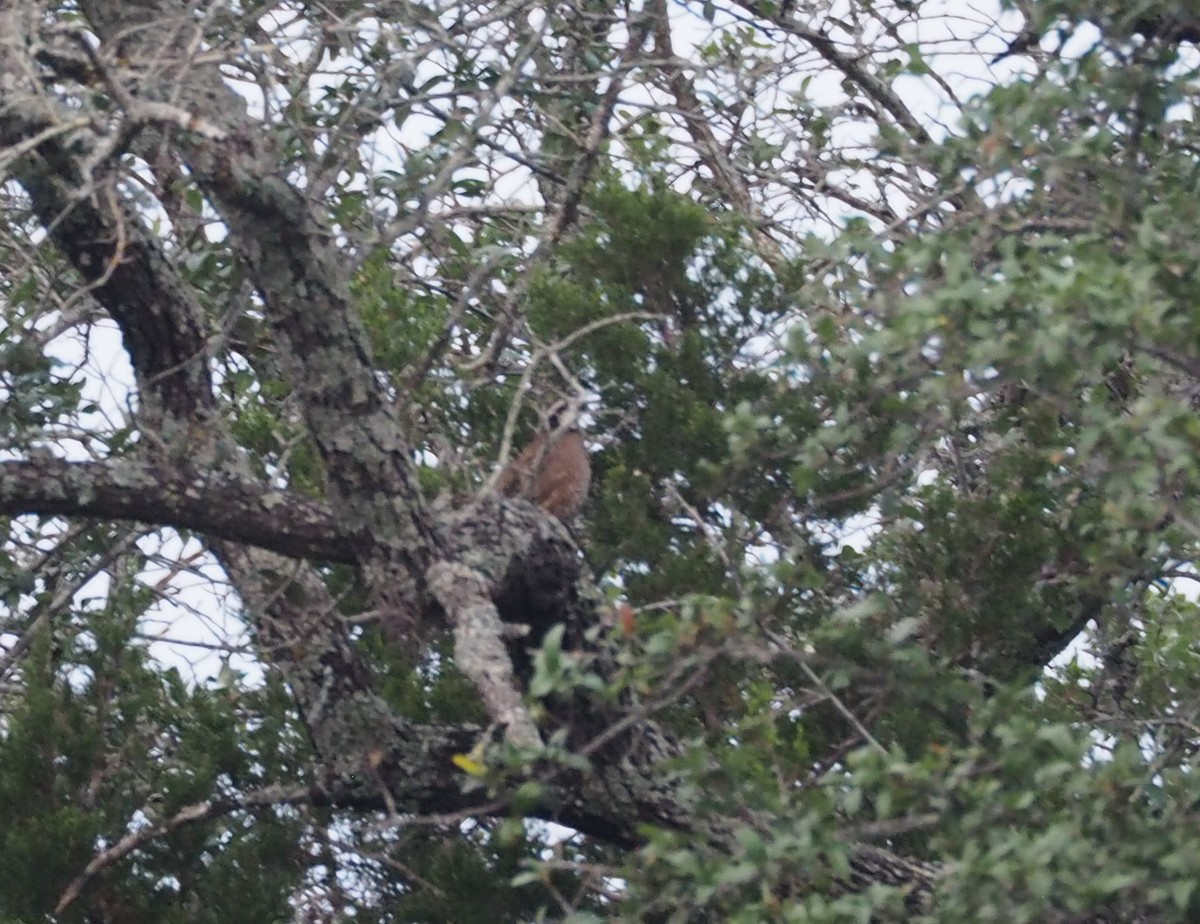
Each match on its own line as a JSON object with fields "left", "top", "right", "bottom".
{"left": 0, "top": 458, "right": 352, "bottom": 563}
{"left": 429, "top": 560, "right": 542, "bottom": 748}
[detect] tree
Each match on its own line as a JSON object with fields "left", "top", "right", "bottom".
{"left": 3, "top": 0, "right": 1200, "bottom": 920}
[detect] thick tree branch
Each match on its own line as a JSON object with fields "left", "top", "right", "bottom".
{"left": 429, "top": 560, "right": 542, "bottom": 748}
{"left": 0, "top": 458, "right": 352, "bottom": 563}
{"left": 0, "top": 34, "right": 212, "bottom": 426}
{"left": 70, "top": 1, "right": 445, "bottom": 654}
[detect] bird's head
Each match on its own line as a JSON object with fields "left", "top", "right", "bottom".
{"left": 541, "top": 395, "right": 591, "bottom": 434}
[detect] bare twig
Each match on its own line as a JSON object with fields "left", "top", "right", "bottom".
{"left": 54, "top": 784, "right": 316, "bottom": 914}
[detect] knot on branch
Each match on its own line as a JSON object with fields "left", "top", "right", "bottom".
{"left": 437, "top": 493, "right": 587, "bottom": 641}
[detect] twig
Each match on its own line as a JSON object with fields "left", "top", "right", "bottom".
{"left": 54, "top": 784, "right": 314, "bottom": 914}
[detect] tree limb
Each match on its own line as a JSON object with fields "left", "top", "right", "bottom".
{"left": 0, "top": 457, "right": 352, "bottom": 563}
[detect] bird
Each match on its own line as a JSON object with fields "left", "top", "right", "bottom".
{"left": 495, "top": 398, "right": 591, "bottom": 522}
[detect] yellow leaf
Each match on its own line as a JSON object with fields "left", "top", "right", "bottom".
{"left": 453, "top": 753, "right": 488, "bottom": 776}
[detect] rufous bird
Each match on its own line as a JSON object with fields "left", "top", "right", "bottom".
{"left": 496, "top": 398, "right": 591, "bottom": 522}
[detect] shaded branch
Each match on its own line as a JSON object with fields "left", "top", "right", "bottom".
{"left": 0, "top": 458, "right": 353, "bottom": 563}
{"left": 0, "top": 13, "right": 213, "bottom": 425}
